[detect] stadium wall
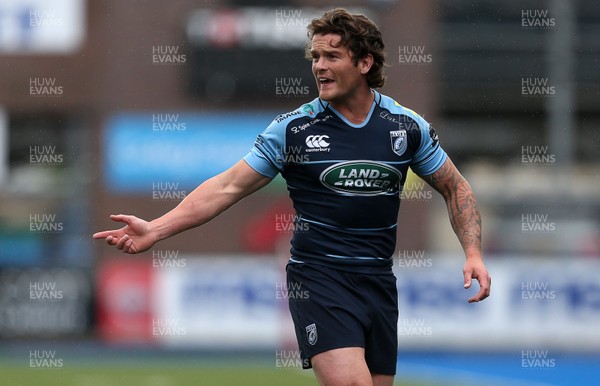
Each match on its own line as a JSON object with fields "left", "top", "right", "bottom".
{"left": 96, "top": 255, "right": 600, "bottom": 352}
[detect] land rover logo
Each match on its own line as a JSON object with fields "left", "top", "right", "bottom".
{"left": 320, "top": 161, "right": 401, "bottom": 195}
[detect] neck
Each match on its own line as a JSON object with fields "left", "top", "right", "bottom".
{"left": 328, "top": 88, "right": 374, "bottom": 125}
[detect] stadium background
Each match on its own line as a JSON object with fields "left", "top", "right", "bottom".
{"left": 0, "top": 0, "right": 599, "bottom": 385}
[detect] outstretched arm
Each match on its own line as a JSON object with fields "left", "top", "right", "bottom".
{"left": 418, "top": 157, "right": 491, "bottom": 302}
{"left": 93, "top": 160, "right": 272, "bottom": 254}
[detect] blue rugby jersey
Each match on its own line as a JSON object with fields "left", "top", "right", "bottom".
{"left": 243, "top": 90, "right": 447, "bottom": 273}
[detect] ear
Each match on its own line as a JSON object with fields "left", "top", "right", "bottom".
{"left": 359, "top": 53, "right": 374, "bottom": 75}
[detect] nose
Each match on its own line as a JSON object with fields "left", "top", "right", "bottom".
{"left": 313, "top": 57, "right": 327, "bottom": 72}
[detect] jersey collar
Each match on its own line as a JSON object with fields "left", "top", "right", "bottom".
{"left": 319, "top": 89, "right": 380, "bottom": 128}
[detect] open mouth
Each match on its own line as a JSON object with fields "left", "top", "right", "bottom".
{"left": 319, "top": 77, "right": 334, "bottom": 85}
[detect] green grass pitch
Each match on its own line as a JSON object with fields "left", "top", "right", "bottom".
{"left": 0, "top": 365, "right": 435, "bottom": 386}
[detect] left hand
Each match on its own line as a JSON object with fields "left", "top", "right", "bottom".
{"left": 463, "top": 258, "right": 491, "bottom": 303}
{"left": 93, "top": 214, "right": 155, "bottom": 254}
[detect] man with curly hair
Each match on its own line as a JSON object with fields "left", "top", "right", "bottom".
{"left": 95, "top": 8, "right": 491, "bottom": 386}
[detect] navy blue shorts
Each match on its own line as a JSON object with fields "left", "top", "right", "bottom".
{"left": 286, "top": 262, "right": 398, "bottom": 375}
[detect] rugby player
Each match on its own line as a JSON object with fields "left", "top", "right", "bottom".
{"left": 94, "top": 8, "right": 491, "bottom": 386}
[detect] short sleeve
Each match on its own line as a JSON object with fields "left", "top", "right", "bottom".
{"left": 243, "top": 118, "right": 286, "bottom": 179}
{"left": 409, "top": 115, "right": 447, "bottom": 176}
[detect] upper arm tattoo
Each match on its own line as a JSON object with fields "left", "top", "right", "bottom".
{"left": 419, "top": 159, "right": 482, "bottom": 252}
{"left": 419, "top": 160, "right": 453, "bottom": 195}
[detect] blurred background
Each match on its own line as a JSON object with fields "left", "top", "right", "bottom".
{"left": 0, "top": 0, "right": 598, "bottom": 385}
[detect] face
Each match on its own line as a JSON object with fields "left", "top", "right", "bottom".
{"left": 310, "top": 33, "right": 372, "bottom": 105}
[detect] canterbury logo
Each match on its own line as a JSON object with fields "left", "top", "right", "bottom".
{"left": 305, "top": 135, "right": 330, "bottom": 149}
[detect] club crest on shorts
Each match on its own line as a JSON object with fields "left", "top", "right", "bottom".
{"left": 390, "top": 129, "right": 407, "bottom": 156}
{"left": 306, "top": 323, "right": 318, "bottom": 346}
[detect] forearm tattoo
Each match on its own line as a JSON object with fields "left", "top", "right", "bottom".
{"left": 421, "top": 161, "right": 482, "bottom": 252}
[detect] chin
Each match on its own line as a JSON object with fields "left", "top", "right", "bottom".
{"left": 318, "top": 90, "right": 335, "bottom": 101}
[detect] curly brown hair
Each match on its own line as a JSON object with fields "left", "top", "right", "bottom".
{"left": 305, "top": 8, "right": 386, "bottom": 89}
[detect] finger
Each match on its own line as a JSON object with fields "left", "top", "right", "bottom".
{"left": 93, "top": 230, "right": 116, "bottom": 239}
{"left": 108, "top": 236, "right": 119, "bottom": 246}
{"left": 463, "top": 269, "right": 472, "bottom": 289}
{"left": 116, "top": 234, "right": 129, "bottom": 250}
{"left": 468, "top": 290, "right": 484, "bottom": 303}
{"left": 468, "top": 275, "right": 491, "bottom": 303}
{"left": 123, "top": 239, "right": 134, "bottom": 253}
{"left": 93, "top": 215, "right": 132, "bottom": 239}
{"left": 110, "top": 214, "right": 134, "bottom": 225}
{"left": 469, "top": 291, "right": 488, "bottom": 303}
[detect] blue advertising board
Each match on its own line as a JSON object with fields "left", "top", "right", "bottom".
{"left": 103, "top": 111, "right": 276, "bottom": 193}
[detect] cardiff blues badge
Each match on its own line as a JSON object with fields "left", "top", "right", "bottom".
{"left": 390, "top": 129, "right": 407, "bottom": 156}
{"left": 306, "top": 323, "right": 318, "bottom": 346}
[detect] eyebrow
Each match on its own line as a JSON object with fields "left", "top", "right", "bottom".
{"left": 309, "top": 45, "right": 343, "bottom": 56}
